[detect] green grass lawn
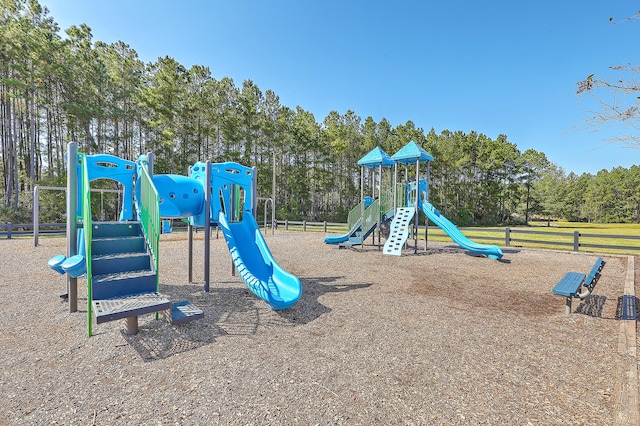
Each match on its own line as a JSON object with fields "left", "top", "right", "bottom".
{"left": 427, "top": 220, "right": 640, "bottom": 256}
{"left": 282, "top": 219, "right": 640, "bottom": 256}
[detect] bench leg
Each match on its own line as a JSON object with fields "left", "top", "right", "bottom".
{"left": 565, "top": 297, "right": 572, "bottom": 315}
{"left": 124, "top": 316, "right": 139, "bottom": 335}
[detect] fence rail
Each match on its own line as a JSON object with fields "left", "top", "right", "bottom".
{"left": 3, "top": 219, "right": 640, "bottom": 255}
{"left": 275, "top": 220, "right": 640, "bottom": 255}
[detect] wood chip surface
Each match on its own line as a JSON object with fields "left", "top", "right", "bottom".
{"left": 0, "top": 231, "right": 632, "bottom": 425}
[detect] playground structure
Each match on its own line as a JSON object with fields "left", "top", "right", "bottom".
{"left": 324, "top": 141, "right": 504, "bottom": 260}
{"left": 48, "top": 142, "right": 302, "bottom": 336}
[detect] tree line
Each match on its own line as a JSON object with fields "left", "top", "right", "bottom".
{"left": 1, "top": 0, "right": 638, "bottom": 226}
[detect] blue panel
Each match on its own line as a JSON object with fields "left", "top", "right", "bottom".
{"left": 79, "top": 154, "right": 136, "bottom": 220}
{"left": 153, "top": 174, "right": 205, "bottom": 218}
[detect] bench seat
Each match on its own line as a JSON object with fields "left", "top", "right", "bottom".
{"left": 552, "top": 257, "right": 605, "bottom": 314}
{"left": 552, "top": 272, "right": 586, "bottom": 297}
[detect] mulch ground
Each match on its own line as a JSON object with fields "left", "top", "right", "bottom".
{"left": 0, "top": 231, "right": 634, "bottom": 425}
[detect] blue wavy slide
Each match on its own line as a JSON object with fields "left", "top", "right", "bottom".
{"left": 420, "top": 200, "right": 504, "bottom": 260}
{"left": 218, "top": 211, "right": 302, "bottom": 310}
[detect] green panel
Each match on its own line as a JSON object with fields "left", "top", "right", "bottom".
{"left": 139, "top": 165, "right": 160, "bottom": 290}
{"left": 347, "top": 200, "right": 365, "bottom": 231}
{"left": 362, "top": 199, "right": 380, "bottom": 234}
{"left": 379, "top": 190, "right": 394, "bottom": 217}
{"left": 396, "top": 183, "right": 408, "bottom": 207}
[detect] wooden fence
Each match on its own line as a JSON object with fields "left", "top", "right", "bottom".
{"left": 2, "top": 219, "right": 639, "bottom": 255}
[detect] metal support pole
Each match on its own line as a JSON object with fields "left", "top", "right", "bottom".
{"left": 188, "top": 222, "right": 193, "bottom": 283}
{"left": 425, "top": 161, "right": 430, "bottom": 251}
{"left": 147, "top": 152, "right": 154, "bottom": 177}
{"left": 378, "top": 164, "right": 382, "bottom": 250}
{"left": 186, "top": 164, "right": 194, "bottom": 283}
{"left": 393, "top": 163, "right": 397, "bottom": 213}
{"left": 360, "top": 166, "right": 364, "bottom": 222}
{"left": 272, "top": 148, "right": 276, "bottom": 234}
{"left": 414, "top": 159, "right": 419, "bottom": 254}
{"left": 100, "top": 189, "right": 104, "bottom": 220}
{"left": 66, "top": 142, "right": 78, "bottom": 312}
{"left": 204, "top": 160, "right": 211, "bottom": 292}
{"left": 252, "top": 166, "right": 258, "bottom": 216}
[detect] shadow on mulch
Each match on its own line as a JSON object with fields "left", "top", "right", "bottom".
{"left": 278, "top": 277, "right": 373, "bottom": 324}
{"left": 127, "top": 278, "right": 372, "bottom": 361}
{"left": 575, "top": 294, "right": 611, "bottom": 318}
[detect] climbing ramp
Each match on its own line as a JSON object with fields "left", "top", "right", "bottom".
{"left": 383, "top": 207, "right": 415, "bottom": 256}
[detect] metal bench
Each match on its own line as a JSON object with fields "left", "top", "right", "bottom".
{"left": 552, "top": 257, "right": 605, "bottom": 314}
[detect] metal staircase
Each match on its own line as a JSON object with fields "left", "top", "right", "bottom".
{"left": 90, "top": 222, "right": 203, "bottom": 334}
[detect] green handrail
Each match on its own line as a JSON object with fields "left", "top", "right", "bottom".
{"left": 80, "top": 154, "right": 94, "bottom": 337}
{"left": 139, "top": 164, "right": 160, "bottom": 291}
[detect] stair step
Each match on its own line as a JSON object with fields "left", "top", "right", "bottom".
{"left": 92, "top": 270, "right": 157, "bottom": 300}
{"left": 93, "top": 292, "right": 170, "bottom": 324}
{"left": 91, "top": 221, "right": 142, "bottom": 239}
{"left": 92, "top": 235, "right": 145, "bottom": 255}
{"left": 91, "top": 252, "right": 151, "bottom": 276}
{"left": 164, "top": 300, "right": 204, "bottom": 325}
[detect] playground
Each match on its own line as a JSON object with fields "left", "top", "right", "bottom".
{"left": 0, "top": 231, "right": 635, "bottom": 424}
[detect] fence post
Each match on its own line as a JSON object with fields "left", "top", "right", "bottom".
{"left": 285, "top": 219, "right": 289, "bottom": 230}
{"left": 505, "top": 227, "right": 510, "bottom": 247}
{"left": 7, "top": 222, "right": 11, "bottom": 239}
{"left": 303, "top": 221, "right": 307, "bottom": 231}
{"left": 33, "top": 186, "right": 39, "bottom": 246}
{"left": 573, "top": 230, "right": 580, "bottom": 252}
{"left": 324, "top": 221, "right": 327, "bottom": 232}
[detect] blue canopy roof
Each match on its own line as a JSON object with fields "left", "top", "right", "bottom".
{"left": 357, "top": 147, "right": 395, "bottom": 168}
{"left": 390, "top": 141, "right": 434, "bottom": 164}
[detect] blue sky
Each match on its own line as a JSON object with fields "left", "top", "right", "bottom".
{"left": 43, "top": 0, "right": 639, "bottom": 175}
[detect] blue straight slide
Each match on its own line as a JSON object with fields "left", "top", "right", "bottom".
{"left": 218, "top": 211, "right": 302, "bottom": 310}
{"left": 420, "top": 200, "right": 504, "bottom": 260}
{"left": 324, "top": 218, "right": 361, "bottom": 244}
